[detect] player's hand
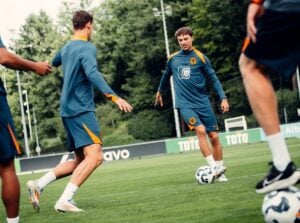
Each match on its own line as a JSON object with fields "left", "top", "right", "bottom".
{"left": 247, "top": 3, "right": 265, "bottom": 43}
{"left": 115, "top": 98, "right": 133, "bottom": 113}
{"left": 155, "top": 91, "right": 163, "bottom": 107}
{"left": 34, "top": 61, "right": 52, "bottom": 76}
{"left": 221, "top": 99, "right": 229, "bottom": 113}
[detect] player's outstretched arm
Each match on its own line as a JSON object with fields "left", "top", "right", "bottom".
{"left": 114, "top": 98, "right": 133, "bottom": 113}
{"left": 0, "top": 48, "right": 51, "bottom": 75}
{"left": 155, "top": 91, "right": 164, "bottom": 107}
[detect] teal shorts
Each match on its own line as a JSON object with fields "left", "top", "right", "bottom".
{"left": 179, "top": 107, "right": 218, "bottom": 133}
{"left": 0, "top": 95, "right": 22, "bottom": 161}
{"left": 62, "top": 112, "right": 102, "bottom": 151}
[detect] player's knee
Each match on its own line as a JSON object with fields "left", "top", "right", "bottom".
{"left": 95, "top": 154, "right": 103, "bottom": 167}
{"left": 195, "top": 125, "right": 206, "bottom": 137}
{"left": 91, "top": 151, "right": 103, "bottom": 168}
{"left": 239, "top": 54, "right": 258, "bottom": 78}
{"left": 209, "top": 133, "right": 220, "bottom": 144}
{"left": 238, "top": 55, "right": 249, "bottom": 77}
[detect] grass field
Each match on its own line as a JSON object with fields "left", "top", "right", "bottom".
{"left": 1, "top": 138, "right": 300, "bottom": 223}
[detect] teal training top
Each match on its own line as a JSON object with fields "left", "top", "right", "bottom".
{"left": 264, "top": 0, "right": 300, "bottom": 12}
{"left": 52, "top": 39, "right": 118, "bottom": 117}
{"left": 0, "top": 36, "right": 4, "bottom": 48}
{"left": 0, "top": 36, "right": 6, "bottom": 95}
{"left": 158, "top": 48, "right": 226, "bottom": 109}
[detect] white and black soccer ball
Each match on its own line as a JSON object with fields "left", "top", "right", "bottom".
{"left": 262, "top": 187, "right": 300, "bottom": 223}
{"left": 195, "top": 166, "right": 214, "bottom": 185}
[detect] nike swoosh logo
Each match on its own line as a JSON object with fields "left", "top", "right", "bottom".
{"left": 263, "top": 173, "right": 283, "bottom": 187}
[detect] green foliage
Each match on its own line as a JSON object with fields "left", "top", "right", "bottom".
{"left": 276, "top": 89, "right": 299, "bottom": 123}
{"left": 95, "top": 103, "right": 122, "bottom": 129}
{"left": 102, "top": 122, "right": 136, "bottom": 146}
{"left": 39, "top": 137, "right": 66, "bottom": 154}
{"left": 127, "top": 110, "right": 173, "bottom": 140}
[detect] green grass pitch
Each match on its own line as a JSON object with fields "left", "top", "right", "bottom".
{"left": 1, "top": 138, "right": 299, "bottom": 223}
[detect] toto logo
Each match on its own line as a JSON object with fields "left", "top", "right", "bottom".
{"left": 103, "top": 149, "right": 130, "bottom": 161}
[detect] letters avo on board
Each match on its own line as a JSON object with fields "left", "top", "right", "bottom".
{"left": 103, "top": 149, "right": 130, "bottom": 161}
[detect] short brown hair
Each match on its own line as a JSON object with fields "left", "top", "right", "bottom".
{"left": 174, "top": 27, "right": 193, "bottom": 37}
{"left": 72, "top": 10, "right": 93, "bottom": 30}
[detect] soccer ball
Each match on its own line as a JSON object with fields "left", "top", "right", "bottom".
{"left": 195, "top": 166, "right": 215, "bottom": 185}
{"left": 262, "top": 187, "right": 300, "bottom": 223}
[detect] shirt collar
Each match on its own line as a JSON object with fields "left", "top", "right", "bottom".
{"left": 72, "top": 35, "right": 88, "bottom": 41}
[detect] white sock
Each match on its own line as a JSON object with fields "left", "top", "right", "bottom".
{"left": 266, "top": 132, "right": 291, "bottom": 171}
{"left": 6, "top": 216, "right": 19, "bottom": 223}
{"left": 215, "top": 160, "right": 223, "bottom": 167}
{"left": 205, "top": 155, "right": 216, "bottom": 169}
{"left": 58, "top": 182, "right": 78, "bottom": 202}
{"left": 36, "top": 171, "right": 56, "bottom": 190}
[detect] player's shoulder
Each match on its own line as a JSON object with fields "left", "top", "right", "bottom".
{"left": 192, "top": 48, "right": 207, "bottom": 64}
{"left": 167, "top": 50, "right": 181, "bottom": 61}
{"left": 69, "top": 40, "right": 96, "bottom": 55}
{"left": 84, "top": 41, "right": 97, "bottom": 52}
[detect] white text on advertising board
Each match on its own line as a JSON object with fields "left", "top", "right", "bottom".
{"left": 285, "top": 125, "right": 300, "bottom": 135}
{"left": 103, "top": 149, "right": 130, "bottom": 161}
{"left": 178, "top": 140, "right": 199, "bottom": 152}
{"left": 225, "top": 133, "right": 248, "bottom": 145}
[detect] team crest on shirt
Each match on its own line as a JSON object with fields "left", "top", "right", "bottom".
{"left": 189, "top": 117, "right": 196, "bottom": 126}
{"left": 178, "top": 66, "right": 191, "bottom": 79}
{"left": 190, "top": 57, "right": 197, "bottom": 65}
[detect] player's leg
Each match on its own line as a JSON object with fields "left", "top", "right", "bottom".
{"left": 27, "top": 150, "right": 85, "bottom": 210}
{"left": 0, "top": 95, "right": 21, "bottom": 222}
{"left": 54, "top": 144, "right": 103, "bottom": 212}
{"left": 239, "top": 55, "right": 280, "bottom": 135}
{"left": 26, "top": 118, "right": 82, "bottom": 211}
{"left": 68, "top": 144, "right": 102, "bottom": 186}
{"left": 207, "top": 131, "right": 222, "bottom": 161}
{"left": 54, "top": 111, "right": 103, "bottom": 212}
{"left": 207, "top": 131, "right": 228, "bottom": 182}
{"left": 0, "top": 159, "right": 20, "bottom": 223}
{"left": 194, "top": 126, "right": 225, "bottom": 177}
{"left": 197, "top": 107, "right": 227, "bottom": 178}
{"left": 194, "top": 125, "right": 212, "bottom": 157}
{"left": 179, "top": 108, "right": 212, "bottom": 157}
{"left": 239, "top": 54, "right": 300, "bottom": 193}
{"left": 180, "top": 108, "right": 225, "bottom": 177}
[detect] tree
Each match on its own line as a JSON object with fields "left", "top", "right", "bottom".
{"left": 92, "top": 0, "right": 191, "bottom": 140}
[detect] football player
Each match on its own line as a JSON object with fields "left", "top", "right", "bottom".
{"left": 155, "top": 27, "right": 229, "bottom": 181}
{"left": 239, "top": 0, "right": 300, "bottom": 193}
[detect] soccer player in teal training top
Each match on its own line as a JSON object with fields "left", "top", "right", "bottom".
{"left": 239, "top": 0, "right": 300, "bottom": 193}
{"left": 155, "top": 27, "right": 230, "bottom": 181}
{"left": 26, "top": 10, "right": 133, "bottom": 213}
{"left": 0, "top": 36, "right": 51, "bottom": 223}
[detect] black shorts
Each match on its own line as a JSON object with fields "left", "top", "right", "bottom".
{"left": 243, "top": 10, "right": 300, "bottom": 79}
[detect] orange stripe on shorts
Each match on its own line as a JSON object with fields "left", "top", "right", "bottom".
{"left": 7, "top": 123, "right": 22, "bottom": 155}
{"left": 242, "top": 37, "right": 251, "bottom": 53}
{"left": 82, "top": 123, "right": 102, "bottom": 145}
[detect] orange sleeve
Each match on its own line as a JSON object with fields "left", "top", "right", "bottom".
{"left": 104, "top": 93, "right": 119, "bottom": 103}
{"left": 250, "top": 0, "right": 264, "bottom": 5}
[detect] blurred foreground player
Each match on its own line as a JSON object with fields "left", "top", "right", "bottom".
{"left": 239, "top": 0, "right": 300, "bottom": 193}
{"left": 0, "top": 36, "right": 51, "bottom": 223}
